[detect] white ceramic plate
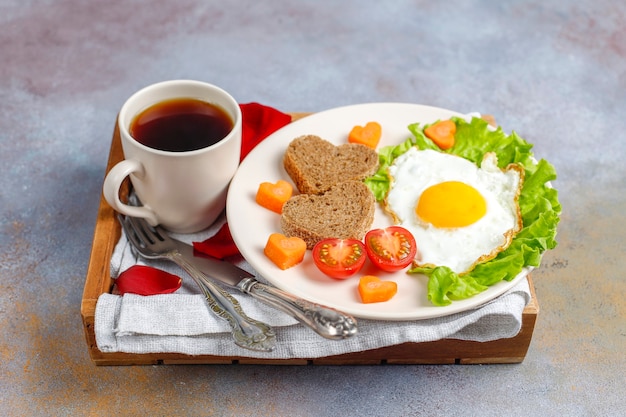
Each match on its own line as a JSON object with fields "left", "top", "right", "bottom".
{"left": 227, "top": 103, "right": 528, "bottom": 320}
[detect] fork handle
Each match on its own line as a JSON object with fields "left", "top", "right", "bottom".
{"left": 236, "top": 278, "right": 358, "bottom": 340}
{"left": 169, "top": 253, "right": 276, "bottom": 352}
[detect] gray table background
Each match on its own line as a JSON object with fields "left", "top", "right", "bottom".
{"left": 1, "top": 1, "right": 624, "bottom": 416}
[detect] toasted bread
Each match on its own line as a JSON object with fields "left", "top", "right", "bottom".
{"left": 283, "top": 135, "right": 379, "bottom": 194}
{"left": 280, "top": 180, "right": 376, "bottom": 249}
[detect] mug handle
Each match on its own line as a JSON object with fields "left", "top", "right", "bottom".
{"left": 102, "top": 159, "right": 159, "bottom": 226}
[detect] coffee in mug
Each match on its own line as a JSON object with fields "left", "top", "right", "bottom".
{"left": 130, "top": 98, "right": 233, "bottom": 152}
{"left": 103, "top": 80, "right": 242, "bottom": 233}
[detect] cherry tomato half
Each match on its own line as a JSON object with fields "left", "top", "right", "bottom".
{"left": 312, "top": 238, "right": 367, "bottom": 279}
{"left": 364, "top": 226, "right": 417, "bottom": 272}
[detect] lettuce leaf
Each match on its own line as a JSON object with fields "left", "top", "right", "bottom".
{"left": 366, "top": 116, "right": 561, "bottom": 306}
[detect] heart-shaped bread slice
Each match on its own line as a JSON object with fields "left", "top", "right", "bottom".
{"left": 283, "top": 135, "right": 379, "bottom": 194}
{"left": 280, "top": 180, "right": 376, "bottom": 249}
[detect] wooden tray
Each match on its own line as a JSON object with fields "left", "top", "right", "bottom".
{"left": 80, "top": 113, "right": 539, "bottom": 366}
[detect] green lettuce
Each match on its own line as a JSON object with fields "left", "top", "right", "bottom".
{"left": 365, "top": 116, "right": 561, "bottom": 306}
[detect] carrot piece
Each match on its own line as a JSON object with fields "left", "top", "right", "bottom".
{"left": 358, "top": 275, "right": 398, "bottom": 303}
{"left": 424, "top": 119, "right": 457, "bottom": 150}
{"left": 256, "top": 180, "right": 293, "bottom": 214}
{"left": 348, "top": 121, "right": 382, "bottom": 149}
{"left": 264, "top": 233, "right": 307, "bottom": 270}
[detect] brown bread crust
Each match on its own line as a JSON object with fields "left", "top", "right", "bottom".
{"left": 280, "top": 181, "right": 376, "bottom": 249}
{"left": 283, "top": 135, "right": 379, "bottom": 194}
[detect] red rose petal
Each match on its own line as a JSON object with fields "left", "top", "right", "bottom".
{"left": 239, "top": 102, "right": 292, "bottom": 162}
{"left": 193, "top": 223, "right": 240, "bottom": 259}
{"left": 115, "top": 265, "right": 182, "bottom": 296}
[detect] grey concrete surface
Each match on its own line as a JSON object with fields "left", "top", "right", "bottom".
{"left": 1, "top": 1, "right": 624, "bottom": 416}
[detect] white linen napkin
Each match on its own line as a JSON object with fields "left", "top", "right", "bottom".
{"left": 94, "top": 212, "right": 532, "bottom": 358}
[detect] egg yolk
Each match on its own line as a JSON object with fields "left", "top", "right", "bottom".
{"left": 416, "top": 181, "right": 487, "bottom": 228}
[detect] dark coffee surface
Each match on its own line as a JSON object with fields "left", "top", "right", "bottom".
{"left": 130, "top": 98, "right": 233, "bottom": 152}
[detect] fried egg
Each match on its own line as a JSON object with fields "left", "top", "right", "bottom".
{"left": 385, "top": 148, "right": 524, "bottom": 274}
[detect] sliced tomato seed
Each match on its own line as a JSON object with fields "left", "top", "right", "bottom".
{"left": 318, "top": 242, "right": 363, "bottom": 267}
{"left": 369, "top": 232, "right": 412, "bottom": 261}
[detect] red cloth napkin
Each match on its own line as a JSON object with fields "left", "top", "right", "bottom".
{"left": 192, "top": 103, "right": 292, "bottom": 259}
{"left": 239, "top": 102, "right": 292, "bottom": 162}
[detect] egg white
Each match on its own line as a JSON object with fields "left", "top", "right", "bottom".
{"left": 385, "top": 148, "right": 523, "bottom": 274}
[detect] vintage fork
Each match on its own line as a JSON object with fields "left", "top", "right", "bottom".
{"left": 118, "top": 214, "right": 276, "bottom": 352}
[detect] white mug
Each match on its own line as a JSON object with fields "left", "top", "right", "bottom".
{"left": 103, "top": 80, "right": 242, "bottom": 233}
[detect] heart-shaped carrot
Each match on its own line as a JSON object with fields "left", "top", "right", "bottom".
{"left": 348, "top": 121, "right": 382, "bottom": 149}
{"left": 424, "top": 119, "right": 456, "bottom": 150}
{"left": 256, "top": 180, "right": 293, "bottom": 214}
{"left": 358, "top": 275, "right": 398, "bottom": 303}
{"left": 264, "top": 233, "right": 307, "bottom": 270}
